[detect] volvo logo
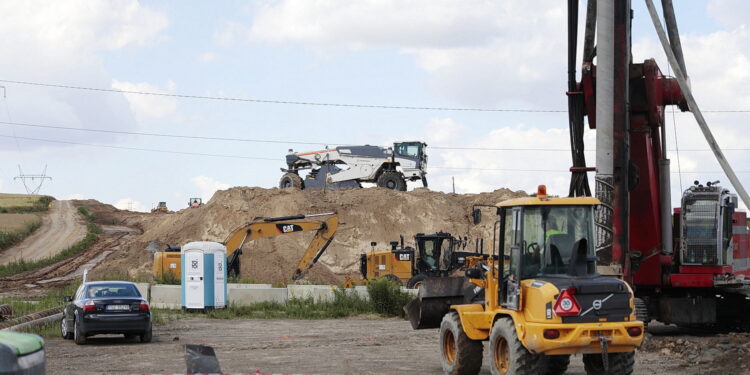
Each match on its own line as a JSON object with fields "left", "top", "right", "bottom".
{"left": 592, "top": 299, "right": 602, "bottom": 310}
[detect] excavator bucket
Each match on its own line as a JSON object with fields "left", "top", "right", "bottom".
{"left": 404, "top": 277, "right": 475, "bottom": 329}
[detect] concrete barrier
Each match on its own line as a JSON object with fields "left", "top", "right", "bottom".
{"left": 228, "top": 286, "right": 287, "bottom": 306}
{"left": 287, "top": 285, "right": 338, "bottom": 302}
{"left": 227, "top": 283, "right": 273, "bottom": 289}
{"left": 150, "top": 285, "right": 181, "bottom": 309}
{"left": 134, "top": 283, "right": 150, "bottom": 301}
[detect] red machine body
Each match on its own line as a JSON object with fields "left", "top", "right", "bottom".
{"left": 578, "top": 46, "right": 750, "bottom": 329}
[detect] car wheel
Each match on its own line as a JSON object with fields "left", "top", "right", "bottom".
{"left": 140, "top": 326, "right": 153, "bottom": 343}
{"left": 73, "top": 319, "right": 86, "bottom": 345}
{"left": 124, "top": 334, "right": 138, "bottom": 342}
{"left": 60, "top": 317, "right": 73, "bottom": 340}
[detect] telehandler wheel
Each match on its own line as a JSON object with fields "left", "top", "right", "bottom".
{"left": 279, "top": 173, "right": 304, "bottom": 189}
{"left": 489, "top": 317, "right": 538, "bottom": 375}
{"left": 538, "top": 354, "right": 570, "bottom": 375}
{"left": 582, "top": 351, "right": 635, "bottom": 375}
{"left": 406, "top": 273, "right": 428, "bottom": 289}
{"left": 377, "top": 171, "right": 406, "bottom": 191}
{"left": 439, "top": 311, "right": 483, "bottom": 375}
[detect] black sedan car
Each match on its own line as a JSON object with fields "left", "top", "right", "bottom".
{"left": 60, "top": 281, "right": 152, "bottom": 345}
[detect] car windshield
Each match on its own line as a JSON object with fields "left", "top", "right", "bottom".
{"left": 86, "top": 284, "right": 140, "bottom": 298}
{"left": 519, "top": 206, "right": 594, "bottom": 278}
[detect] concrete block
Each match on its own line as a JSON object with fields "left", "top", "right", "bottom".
{"left": 150, "top": 284, "right": 181, "bottom": 309}
{"left": 353, "top": 286, "right": 370, "bottom": 300}
{"left": 287, "top": 285, "right": 337, "bottom": 302}
{"left": 228, "top": 287, "right": 288, "bottom": 306}
{"left": 227, "top": 283, "right": 273, "bottom": 289}
{"left": 134, "top": 283, "right": 150, "bottom": 301}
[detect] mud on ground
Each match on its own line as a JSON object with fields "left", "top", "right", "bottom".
{"left": 44, "top": 317, "right": 708, "bottom": 375}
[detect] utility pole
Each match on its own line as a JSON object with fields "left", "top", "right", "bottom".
{"left": 14, "top": 165, "right": 52, "bottom": 195}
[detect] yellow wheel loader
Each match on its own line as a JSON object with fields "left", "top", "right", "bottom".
{"left": 153, "top": 212, "right": 338, "bottom": 281}
{"left": 405, "top": 186, "right": 643, "bottom": 375}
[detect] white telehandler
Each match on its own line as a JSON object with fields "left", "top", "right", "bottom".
{"left": 279, "top": 141, "right": 427, "bottom": 191}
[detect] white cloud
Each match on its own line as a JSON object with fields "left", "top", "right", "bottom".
{"left": 199, "top": 52, "right": 218, "bottom": 63}
{"left": 191, "top": 176, "right": 230, "bottom": 202}
{"left": 0, "top": 1, "right": 168, "bottom": 150}
{"left": 66, "top": 193, "right": 85, "bottom": 200}
{"left": 244, "top": 0, "right": 567, "bottom": 108}
{"left": 113, "top": 198, "right": 148, "bottom": 212}
{"left": 111, "top": 80, "right": 178, "bottom": 121}
{"left": 424, "top": 118, "right": 464, "bottom": 145}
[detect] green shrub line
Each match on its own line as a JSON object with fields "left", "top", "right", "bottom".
{"left": 0, "top": 209, "right": 102, "bottom": 278}
{"left": 0, "top": 196, "right": 54, "bottom": 214}
{"left": 0, "top": 220, "right": 41, "bottom": 251}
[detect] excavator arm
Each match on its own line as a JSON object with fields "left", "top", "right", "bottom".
{"left": 222, "top": 213, "right": 338, "bottom": 280}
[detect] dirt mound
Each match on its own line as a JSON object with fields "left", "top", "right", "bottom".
{"left": 90, "top": 187, "right": 527, "bottom": 284}
{"left": 641, "top": 332, "right": 750, "bottom": 374}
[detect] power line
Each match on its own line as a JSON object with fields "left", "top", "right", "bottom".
{"left": 0, "top": 79, "right": 565, "bottom": 113}
{"left": 2, "top": 79, "right": 750, "bottom": 113}
{"left": 2, "top": 120, "right": 749, "bottom": 152}
{"left": 0, "top": 134, "right": 278, "bottom": 161}
{"left": 2, "top": 133, "right": 749, "bottom": 175}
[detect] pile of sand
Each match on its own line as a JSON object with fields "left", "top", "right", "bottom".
{"left": 89, "top": 186, "right": 527, "bottom": 284}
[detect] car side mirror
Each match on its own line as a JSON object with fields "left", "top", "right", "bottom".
{"left": 63, "top": 296, "right": 72, "bottom": 302}
{"left": 472, "top": 209, "right": 482, "bottom": 225}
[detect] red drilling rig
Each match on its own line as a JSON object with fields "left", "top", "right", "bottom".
{"left": 566, "top": 0, "right": 750, "bottom": 329}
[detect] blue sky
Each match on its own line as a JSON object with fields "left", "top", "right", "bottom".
{"left": 0, "top": 0, "right": 748, "bottom": 212}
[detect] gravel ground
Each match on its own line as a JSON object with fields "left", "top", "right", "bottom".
{"left": 43, "top": 317, "right": 701, "bottom": 375}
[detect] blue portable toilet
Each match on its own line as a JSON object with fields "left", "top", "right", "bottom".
{"left": 181, "top": 241, "right": 227, "bottom": 311}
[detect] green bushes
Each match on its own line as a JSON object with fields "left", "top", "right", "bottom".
{"left": 366, "top": 277, "right": 414, "bottom": 317}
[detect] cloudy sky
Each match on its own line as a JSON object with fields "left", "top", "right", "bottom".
{"left": 0, "top": 0, "right": 748, "bottom": 212}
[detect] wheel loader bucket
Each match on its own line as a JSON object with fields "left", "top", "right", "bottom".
{"left": 404, "top": 277, "right": 474, "bottom": 330}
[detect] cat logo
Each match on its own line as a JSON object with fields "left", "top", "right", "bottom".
{"left": 276, "top": 223, "right": 302, "bottom": 233}
{"left": 398, "top": 253, "right": 411, "bottom": 261}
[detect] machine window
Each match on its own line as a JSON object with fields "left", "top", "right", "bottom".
{"left": 395, "top": 143, "right": 420, "bottom": 158}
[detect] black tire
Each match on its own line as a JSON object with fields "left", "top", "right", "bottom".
{"left": 439, "top": 311, "right": 483, "bottom": 375}
{"left": 60, "top": 317, "right": 73, "bottom": 340}
{"left": 279, "top": 173, "right": 304, "bottom": 189}
{"left": 489, "top": 317, "right": 538, "bottom": 375}
{"left": 377, "top": 171, "right": 406, "bottom": 191}
{"left": 406, "top": 273, "right": 429, "bottom": 289}
{"left": 140, "top": 325, "right": 153, "bottom": 343}
{"left": 582, "top": 352, "right": 635, "bottom": 375}
{"left": 125, "top": 334, "right": 138, "bottom": 341}
{"left": 539, "top": 354, "right": 570, "bottom": 375}
{"left": 382, "top": 274, "right": 403, "bottom": 286}
{"left": 73, "top": 318, "right": 86, "bottom": 345}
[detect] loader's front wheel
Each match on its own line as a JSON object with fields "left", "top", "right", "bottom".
{"left": 377, "top": 171, "right": 406, "bottom": 191}
{"left": 489, "top": 318, "right": 538, "bottom": 375}
{"left": 538, "top": 354, "right": 570, "bottom": 375}
{"left": 439, "top": 311, "right": 483, "bottom": 375}
{"left": 407, "top": 273, "right": 429, "bottom": 289}
{"left": 279, "top": 173, "right": 304, "bottom": 189}
{"left": 582, "top": 351, "right": 635, "bottom": 375}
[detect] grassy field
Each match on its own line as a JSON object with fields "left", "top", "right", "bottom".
{"left": 0, "top": 193, "right": 53, "bottom": 213}
{"left": 0, "top": 213, "right": 41, "bottom": 231}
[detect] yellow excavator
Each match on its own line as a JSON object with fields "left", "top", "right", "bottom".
{"left": 405, "top": 186, "right": 643, "bottom": 374}
{"left": 153, "top": 212, "right": 339, "bottom": 281}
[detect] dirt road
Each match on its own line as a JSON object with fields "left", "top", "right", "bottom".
{"left": 44, "top": 318, "right": 698, "bottom": 375}
{"left": 0, "top": 200, "right": 86, "bottom": 265}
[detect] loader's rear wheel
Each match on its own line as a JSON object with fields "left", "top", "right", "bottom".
{"left": 279, "top": 173, "right": 304, "bottom": 189}
{"left": 440, "top": 311, "right": 483, "bottom": 375}
{"left": 538, "top": 354, "right": 570, "bottom": 375}
{"left": 382, "top": 274, "right": 403, "bottom": 286}
{"left": 407, "top": 273, "right": 429, "bottom": 289}
{"left": 489, "top": 318, "right": 538, "bottom": 375}
{"left": 582, "top": 352, "right": 635, "bottom": 375}
{"left": 377, "top": 171, "right": 406, "bottom": 191}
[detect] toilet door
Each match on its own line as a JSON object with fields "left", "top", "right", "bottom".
{"left": 185, "top": 251, "right": 204, "bottom": 309}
